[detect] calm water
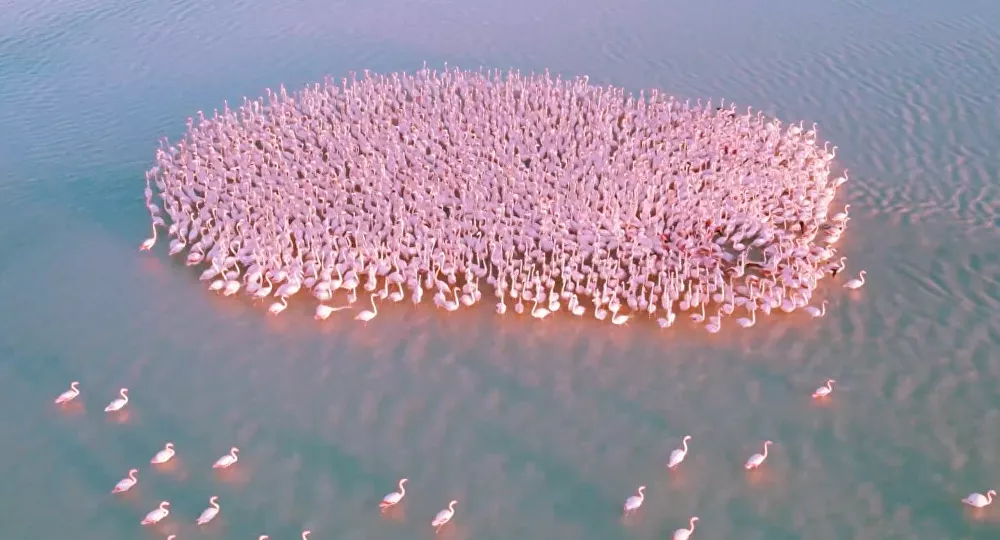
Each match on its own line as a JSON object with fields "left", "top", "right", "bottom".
{"left": 2, "top": 0, "right": 1000, "bottom": 538}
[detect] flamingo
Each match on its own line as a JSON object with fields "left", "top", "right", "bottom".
{"left": 804, "top": 300, "right": 827, "bottom": 317}
{"left": 141, "top": 501, "right": 170, "bottom": 525}
{"left": 668, "top": 435, "right": 692, "bottom": 469}
{"left": 111, "top": 468, "right": 138, "bottom": 493}
{"left": 268, "top": 296, "right": 289, "bottom": 315}
{"left": 736, "top": 307, "right": 756, "bottom": 328}
{"left": 213, "top": 447, "right": 239, "bottom": 469}
{"left": 315, "top": 302, "right": 351, "bottom": 320}
{"left": 962, "top": 490, "right": 996, "bottom": 508}
{"left": 151, "top": 442, "right": 175, "bottom": 464}
{"left": 104, "top": 388, "right": 129, "bottom": 412}
{"left": 843, "top": 270, "right": 866, "bottom": 289}
{"left": 140, "top": 226, "right": 158, "bottom": 251}
{"left": 673, "top": 516, "right": 699, "bottom": 540}
{"left": 355, "top": 293, "right": 379, "bottom": 322}
{"left": 379, "top": 478, "right": 408, "bottom": 511}
{"left": 812, "top": 379, "right": 836, "bottom": 398}
{"left": 530, "top": 297, "right": 551, "bottom": 319}
{"left": 745, "top": 440, "right": 773, "bottom": 470}
{"left": 830, "top": 204, "right": 850, "bottom": 222}
{"left": 431, "top": 500, "right": 458, "bottom": 533}
{"left": 623, "top": 485, "right": 646, "bottom": 515}
{"left": 55, "top": 381, "right": 80, "bottom": 404}
{"left": 196, "top": 496, "right": 221, "bottom": 525}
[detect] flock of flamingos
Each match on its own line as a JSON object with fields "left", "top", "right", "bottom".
{"left": 52, "top": 379, "right": 998, "bottom": 538}
{"left": 69, "top": 67, "right": 989, "bottom": 536}
{"left": 137, "top": 67, "right": 870, "bottom": 329}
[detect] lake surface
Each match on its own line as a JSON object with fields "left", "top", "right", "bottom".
{"left": 2, "top": 0, "right": 1000, "bottom": 538}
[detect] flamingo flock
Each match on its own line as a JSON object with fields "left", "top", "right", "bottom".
{"left": 74, "top": 379, "right": 996, "bottom": 540}
{"left": 140, "top": 67, "right": 867, "bottom": 329}
{"left": 55, "top": 369, "right": 994, "bottom": 536}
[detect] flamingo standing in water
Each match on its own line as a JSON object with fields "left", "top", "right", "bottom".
{"left": 962, "top": 489, "right": 996, "bottom": 508}
{"left": 268, "top": 296, "right": 289, "bottom": 315}
{"left": 623, "top": 485, "right": 646, "bottom": 515}
{"left": 140, "top": 225, "right": 158, "bottom": 251}
{"left": 812, "top": 379, "right": 836, "bottom": 398}
{"left": 804, "top": 300, "right": 827, "bottom": 317}
{"left": 355, "top": 294, "right": 379, "bottom": 322}
{"left": 673, "top": 516, "right": 699, "bottom": 540}
{"left": 843, "top": 270, "right": 866, "bottom": 289}
{"left": 379, "top": 478, "right": 408, "bottom": 511}
{"left": 745, "top": 440, "right": 773, "bottom": 470}
{"left": 55, "top": 381, "right": 80, "bottom": 404}
{"left": 213, "top": 447, "right": 240, "bottom": 469}
{"left": 151, "top": 442, "right": 175, "bottom": 464}
{"left": 141, "top": 501, "right": 170, "bottom": 525}
{"left": 104, "top": 388, "right": 129, "bottom": 412}
{"left": 196, "top": 496, "right": 221, "bottom": 524}
{"left": 431, "top": 500, "right": 457, "bottom": 533}
{"left": 111, "top": 469, "right": 138, "bottom": 493}
{"left": 668, "top": 435, "right": 692, "bottom": 469}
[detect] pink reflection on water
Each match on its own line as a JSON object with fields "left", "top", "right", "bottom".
{"left": 151, "top": 457, "right": 189, "bottom": 482}
{"left": 105, "top": 409, "right": 133, "bottom": 425}
{"left": 55, "top": 400, "right": 85, "bottom": 417}
{"left": 215, "top": 465, "right": 251, "bottom": 487}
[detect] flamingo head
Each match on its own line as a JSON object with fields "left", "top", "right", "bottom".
{"left": 400, "top": 478, "right": 409, "bottom": 485}
{"left": 165, "top": 442, "right": 174, "bottom": 449}
{"left": 209, "top": 495, "right": 219, "bottom": 504}
{"left": 120, "top": 388, "right": 129, "bottom": 394}
{"left": 764, "top": 440, "right": 773, "bottom": 447}
{"left": 683, "top": 435, "right": 692, "bottom": 443}
{"left": 990, "top": 490, "right": 997, "bottom": 497}
{"left": 231, "top": 446, "right": 240, "bottom": 454}
{"left": 827, "top": 379, "right": 836, "bottom": 385}
{"left": 691, "top": 516, "right": 700, "bottom": 524}
{"left": 160, "top": 501, "right": 171, "bottom": 508}
{"left": 129, "top": 468, "right": 138, "bottom": 474}
{"left": 637, "top": 485, "right": 646, "bottom": 493}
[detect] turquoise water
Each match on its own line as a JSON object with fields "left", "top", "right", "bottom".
{"left": 2, "top": 0, "right": 1000, "bottom": 538}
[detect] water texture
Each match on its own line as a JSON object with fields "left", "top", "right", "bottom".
{"left": 1, "top": 0, "right": 999, "bottom": 538}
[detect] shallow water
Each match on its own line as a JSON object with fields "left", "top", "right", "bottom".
{"left": 2, "top": 0, "right": 1000, "bottom": 538}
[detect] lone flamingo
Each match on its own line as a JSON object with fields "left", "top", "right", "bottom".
{"left": 379, "top": 478, "right": 408, "bottom": 511}
{"left": 668, "top": 435, "right": 691, "bottom": 469}
{"left": 213, "top": 447, "right": 240, "bottom": 469}
{"left": 673, "top": 516, "right": 699, "bottom": 540}
{"left": 104, "top": 388, "right": 129, "bottom": 412}
{"left": 962, "top": 490, "right": 996, "bottom": 508}
{"left": 111, "top": 469, "right": 138, "bottom": 493}
{"left": 623, "top": 485, "right": 646, "bottom": 515}
{"left": 141, "top": 501, "right": 170, "bottom": 525}
{"left": 55, "top": 381, "right": 80, "bottom": 405}
{"left": 431, "top": 500, "right": 457, "bottom": 533}
{"left": 812, "top": 379, "right": 836, "bottom": 398}
{"left": 745, "top": 440, "right": 773, "bottom": 470}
